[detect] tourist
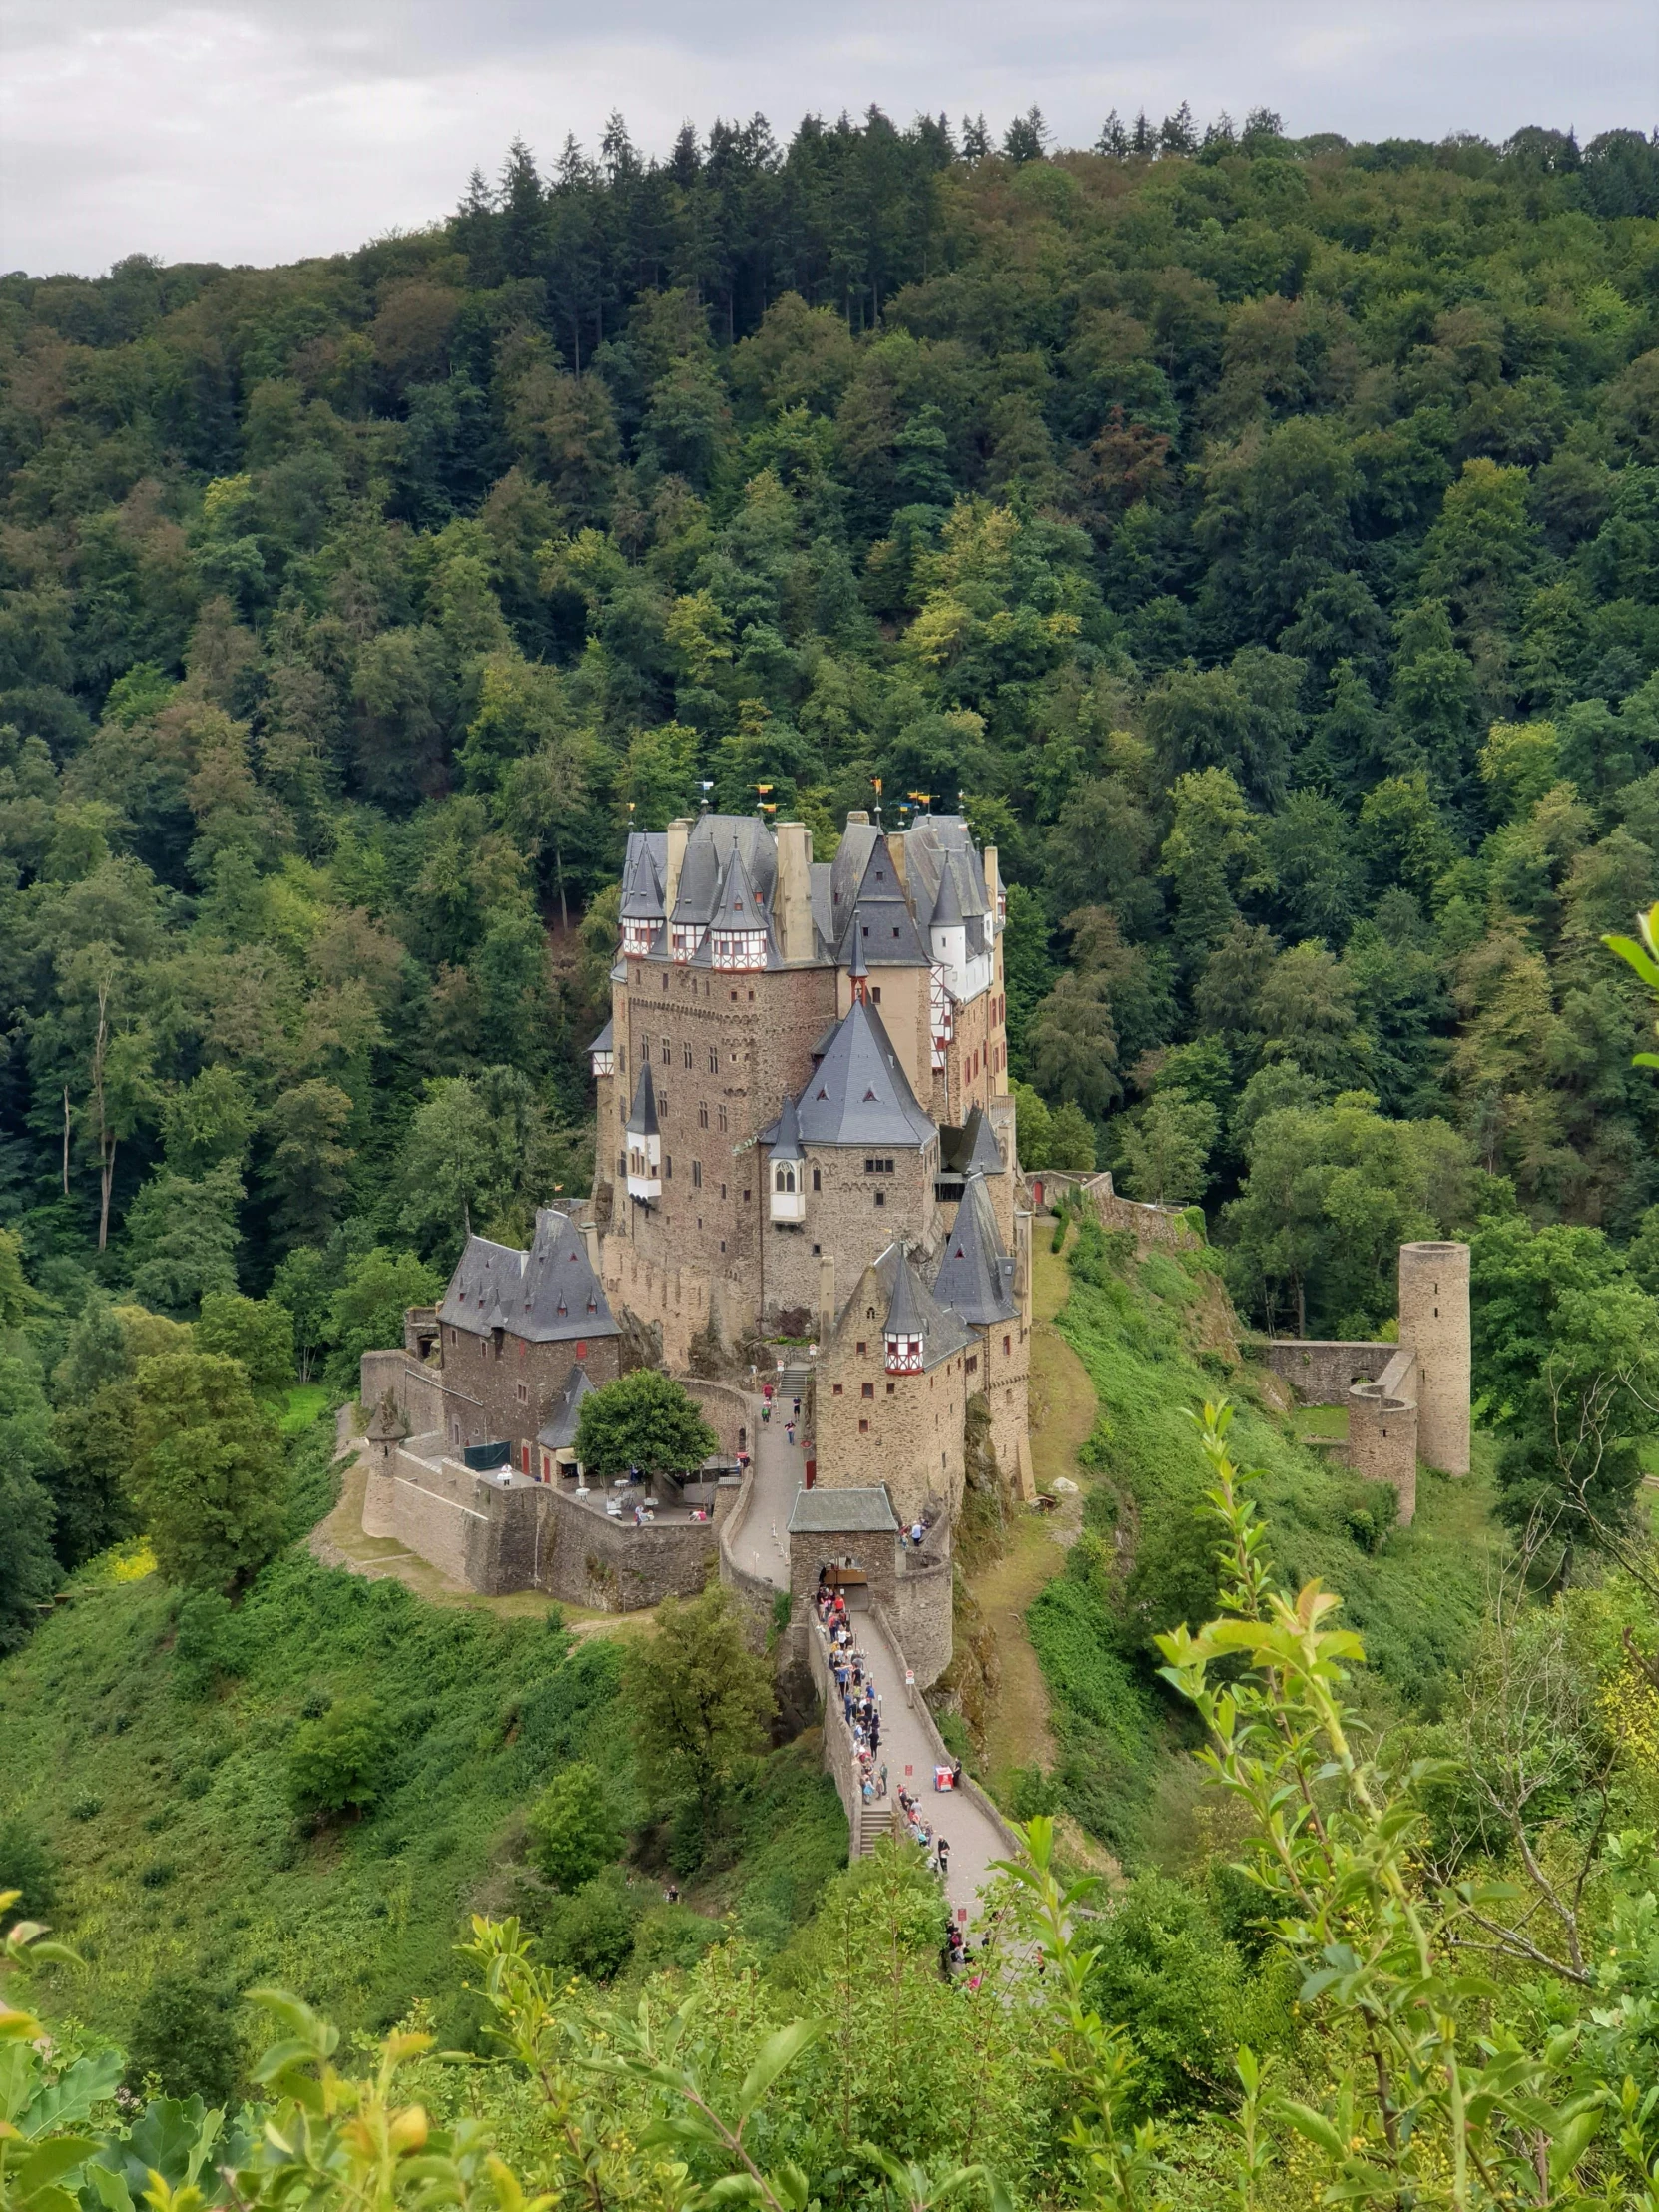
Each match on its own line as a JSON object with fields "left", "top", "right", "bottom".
{"left": 664, "top": 1880, "right": 680, "bottom": 1906}
{"left": 786, "top": 1420, "right": 796, "bottom": 1446}
{"left": 936, "top": 1838, "right": 950, "bottom": 1878}
{"left": 951, "top": 1760, "right": 963, "bottom": 1791}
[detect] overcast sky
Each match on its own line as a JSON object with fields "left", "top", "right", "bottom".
{"left": 3, "top": 0, "right": 1657, "bottom": 278}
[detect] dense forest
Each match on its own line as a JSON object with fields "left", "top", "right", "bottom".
{"left": 10, "top": 95, "right": 1659, "bottom": 2209}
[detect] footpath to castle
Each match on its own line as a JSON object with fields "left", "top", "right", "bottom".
{"left": 746, "top": 1414, "right": 1011, "bottom": 1928}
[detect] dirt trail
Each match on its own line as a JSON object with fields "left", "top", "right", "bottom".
{"left": 969, "top": 1222, "right": 1100, "bottom": 1790}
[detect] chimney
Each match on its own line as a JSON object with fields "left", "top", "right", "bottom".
{"left": 984, "top": 843, "right": 1001, "bottom": 927}
{"left": 775, "top": 820, "right": 815, "bottom": 964}
{"left": 818, "top": 1251, "right": 836, "bottom": 1345}
{"left": 582, "top": 1220, "right": 602, "bottom": 1277}
{"left": 664, "top": 818, "right": 691, "bottom": 921}
{"left": 886, "top": 830, "right": 908, "bottom": 892}
{"left": 846, "top": 809, "right": 869, "bottom": 827}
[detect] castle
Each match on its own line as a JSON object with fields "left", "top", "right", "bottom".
{"left": 356, "top": 807, "right": 1034, "bottom": 1645}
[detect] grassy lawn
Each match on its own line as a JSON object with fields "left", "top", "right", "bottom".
{"left": 279, "top": 1383, "right": 333, "bottom": 1435}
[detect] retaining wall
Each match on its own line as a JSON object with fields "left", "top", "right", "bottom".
{"left": 1264, "top": 1340, "right": 1395, "bottom": 1404}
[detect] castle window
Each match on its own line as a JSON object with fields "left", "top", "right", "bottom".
{"left": 1003, "top": 1334, "right": 1011, "bottom": 1356}
{"left": 693, "top": 1161, "right": 703, "bottom": 1189}
{"left": 812, "top": 1167, "right": 821, "bottom": 1190}
{"left": 885, "top": 1331, "right": 923, "bottom": 1374}
{"left": 966, "top": 1355, "right": 978, "bottom": 1375}
{"left": 871, "top": 987, "right": 880, "bottom": 1003}
{"left": 661, "top": 1041, "right": 671, "bottom": 1063}
{"left": 855, "top": 1340, "right": 867, "bottom": 1356}
{"left": 774, "top": 1165, "right": 795, "bottom": 1194}
{"left": 683, "top": 1045, "right": 692, "bottom": 1068}
{"left": 874, "top": 1191, "right": 885, "bottom": 1207}
{"left": 743, "top": 1188, "right": 751, "bottom": 1202}
{"left": 516, "top": 1382, "right": 529, "bottom": 1404}
{"left": 858, "top": 1418, "right": 869, "bottom": 1435}
{"left": 863, "top": 1158, "right": 893, "bottom": 1175}
{"left": 886, "top": 1382, "right": 895, "bottom": 1395}
{"left": 665, "top": 1156, "right": 673, "bottom": 1178}
{"left": 720, "top": 1183, "right": 727, "bottom": 1199}
{"left": 718, "top": 1105, "right": 728, "bottom": 1132}
{"left": 709, "top": 1048, "right": 719, "bottom": 1073}
{"left": 699, "top": 1103, "right": 709, "bottom": 1128}
{"left": 861, "top": 1382, "right": 874, "bottom": 1399}
{"left": 832, "top": 1382, "right": 842, "bottom": 1395}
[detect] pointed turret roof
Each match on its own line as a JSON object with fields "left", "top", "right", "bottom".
{"left": 626, "top": 1062, "right": 659, "bottom": 1137}
{"left": 928, "top": 855, "right": 967, "bottom": 930}
{"left": 619, "top": 831, "right": 667, "bottom": 918}
{"left": 843, "top": 1242, "right": 970, "bottom": 1368}
{"left": 847, "top": 907, "right": 868, "bottom": 982}
{"left": 588, "top": 1016, "right": 614, "bottom": 1057}
{"left": 941, "top": 1103, "right": 1004, "bottom": 1179}
{"left": 885, "top": 1249, "right": 930, "bottom": 1337}
{"left": 834, "top": 842, "right": 928, "bottom": 966}
{"left": 538, "top": 1362, "right": 599, "bottom": 1450}
{"left": 930, "top": 1172, "right": 1019, "bottom": 1325}
{"left": 787, "top": 996, "right": 936, "bottom": 1149}
{"left": 438, "top": 1209, "right": 619, "bottom": 1345}
{"left": 771, "top": 1092, "right": 804, "bottom": 1161}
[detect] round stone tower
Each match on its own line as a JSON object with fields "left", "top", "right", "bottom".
{"left": 1396, "top": 1241, "right": 1470, "bottom": 1476}
{"left": 361, "top": 1390, "right": 408, "bottom": 1539}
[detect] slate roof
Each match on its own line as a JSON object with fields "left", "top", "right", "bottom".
{"left": 626, "top": 1062, "right": 659, "bottom": 1137}
{"left": 537, "top": 1362, "right": 598, "bottom": 1449}
{"left": 939, "top": 1103, "right": 1004, "bottom": 1179}
{"left": 439, "top": 1210, "right": 620, "bottom": 1345}
{"left": 828, "top": 820, "right": 883, "bottom": 942}
{"left": 783, "top": 997, "right": 936, "bottom": 1150}
{"left": 834, "top": 841, "right": 929, "bottom": 966}
{"left": 901, "top": 817, "right": 991, "bottom": 933}
{"left": 927, "top": 857, "right": 967, "bottom": 930}
{"left": 770, "top": 1092, "right": 804, "bottom": 1162}
{"left": 788, "top": 1484, "right": 899, "bottom": 1534}
{"left": 930, "top": 1172, "right": 1019, "bottom": 1325}
{"left": 588, "top": 1017, "right": 614, "bottom": 1057}
{"left": 686, "top": 845, "right": 785, "bottom": 969}
{"left": 619, "top": 832, "right": 668, "bottom": 919}
{"left": 845, "top": 1241, "right": 972, "bottom": 1369}
{"left": 669, "top": 814, "right": 778, "bottom": 928}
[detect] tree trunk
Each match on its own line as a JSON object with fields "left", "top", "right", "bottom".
{"left": 1296, "top": 1276, "right": 1306, "bottom": 1340}
{"left": 99, "top": 1136, "right": 115, "bottom": 1254}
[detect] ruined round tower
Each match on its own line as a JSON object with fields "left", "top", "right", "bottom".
{"left": 1396, "top": 1241, "right": 1470, "bottom": 1476}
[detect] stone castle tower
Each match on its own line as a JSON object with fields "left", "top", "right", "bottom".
{"left": 1396, "top": 1240, "right": 1471, "bottom": 1478}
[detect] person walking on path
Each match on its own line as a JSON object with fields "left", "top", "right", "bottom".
{"left": 936, "top": 1838, "right": 950, "bottom": 1879}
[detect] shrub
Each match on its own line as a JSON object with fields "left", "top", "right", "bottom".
{"left": 125, "top": 1971, "right": 241, "bottom": 2102}
{"left": 524, "top": 1761, "right": 623, "bottom": 1891}
{"left": 173, "top": 1588, "right": 238, "bottom": 1697}
{"left": 287, "top": 1694, "right": 388, "bottom": 1821}
{"left": 537, "top": 1868, "right": 641, "bottom": 1981}
{"left": 0, "top": 1818, "right": 56, "bottom": 1912}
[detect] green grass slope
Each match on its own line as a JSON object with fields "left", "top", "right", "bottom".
{"left": 1022, "top": 1221, "right": 1501, "bottom": 1861}
{"left": 0, "top": 1425, "right": 844, "bottom": 2057}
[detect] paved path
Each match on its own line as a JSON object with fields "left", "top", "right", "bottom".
{"left": 738, "top": 1391, "right": 1012, "bottom": 1927}
{"left": 835, "top": 1613, "right": 1011, "bottom": 1931}
{"left": 743, "top": 1398, "right": 799, "bottom": 1588}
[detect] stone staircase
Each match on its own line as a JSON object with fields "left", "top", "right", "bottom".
{"left": 856, "top": 1801, "right": 894, "bottom": 1855}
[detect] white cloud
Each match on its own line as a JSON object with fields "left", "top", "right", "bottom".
{"left": 0, "top": 0, "right": 1652, "bottom": 276}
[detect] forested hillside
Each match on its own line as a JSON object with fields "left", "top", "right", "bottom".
{"left": 8, "top": 112, "right": 1659, "bottom": 1591}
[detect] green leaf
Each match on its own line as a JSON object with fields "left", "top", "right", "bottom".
{"left": 1547, "top": 2108, "right": 1601, "bottom": 2187}
{"left": 16, "top": 2135, "right": 99, "bottom": 2195}
{"left": 735, "top": 2020, "right": 824, "bottom": 2121}
{"left": 1274, "top": 2100, "right": 1348, "bottom": 2161}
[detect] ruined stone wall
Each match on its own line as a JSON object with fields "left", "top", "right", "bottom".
{"left": 1349, "top": 1348, "right": 1420, "bottom": 1525}
{"left": 1264, "top": 1340, "right": 1396, "bottom": 1405}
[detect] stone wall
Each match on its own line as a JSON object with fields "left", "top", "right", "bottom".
{"left": 608, "top": 954, "right": 839, "bottom": 1347}
{"left": 762, "top": 1141, "right": 938, "bottom": 1328}
{"left": 682, "top": 1375, "right": 754, "bottom": 1458}
{"left": 816, "top": 1332, "right": 969, "bottom": 1525}
{"left": 530, "top": 1484, "right": 720, "bottom": 1611}
{"left": 1349, "top": 1347, "right": 1420, "bottom": 1525}
{"left": 874, "top": 1605, "right": 1019, "bottom": 1857}
{"left": 1264, "top": 1340, "right": 1396, "bottom": 1404}
{"left": 891, "top": 1555, "right": 953, "bottom": 1690}
{"left": 600, "top": 1245, "right": 713, "bottom": 1372}
{"left": 434, "top": 1320, "right": 622, "bottom": 1467}
{"left": 805, "top": 1614, "right": 866, "bottom": 1855}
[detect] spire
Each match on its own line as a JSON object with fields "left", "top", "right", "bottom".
{"left": 625, "top": 1061, "right": 659, "bottom": 1137}
{"left": 848, "top": 906, "right": 868, "bottom": 999}
{"left": 771, "top": 1092, "right": 804, "bottom": 1161}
